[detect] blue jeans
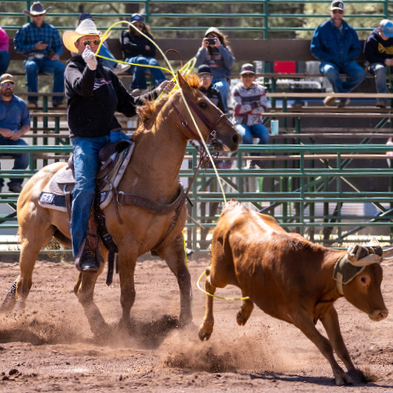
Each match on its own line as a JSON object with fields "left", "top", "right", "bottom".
{"left": 0, "top": 137, "right": 29, "bottom": 188}
{"left": 235, "top": 123, "right": 270, "bottom": 156}
{"left": 98, "top": 45, "right": 117, "bottom": 70}
{"left": 24, "top": 56, "right": 65, "bottom": 105}
{"left": 370, "top": 63, "right": 388, "bottom": 104}
{"left": 212, "top": 77, "right": 230, "bottom": 113}
{"left": 320, "top": 61, "right": 366, "bottom": 94}
{"left": 0, "top": 51, "right": 10, "bottom": 75}
{"left": 125, "top": 56, "right": 166, "bottom": 90}
{"left": 70, "top": 136, "right": 109, "bottom": 255}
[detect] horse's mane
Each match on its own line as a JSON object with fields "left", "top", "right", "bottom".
{"left": 135, "top": 74, "right": 200, "bottom": 133}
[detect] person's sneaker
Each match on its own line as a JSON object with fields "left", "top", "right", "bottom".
{"left": 113, "top": 63, "right": 131, "bottom": 75}
{"left": 27, "top": 102, "right": 37, "bottom": 109}
{"left": 376, "top": 100, "right": 387, "bottom": 108}
{"left": 186, "top": 248, "right": 194, "bottom": 257}
{"left": 52, "top": 102, "right": 66, "bottom": 109}
{"left": 249, "top": 159, "right": 265, "bottom": 169}
{"left": 323, "top": 96, "right": 337, "bottom": 106}
{"left": 337, "top": 98, "right": 350, "bottom": 108}
{"left": 9, "top": 184, "right": 23, "bottom": 193}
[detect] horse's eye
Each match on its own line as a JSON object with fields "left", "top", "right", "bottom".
{"left": 361, "top": 277, "right": 366, "bottom": 283}
{"left": 198, "top": 102, "right": 208, "bottom": 109}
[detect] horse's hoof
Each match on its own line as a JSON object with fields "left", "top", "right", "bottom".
{"left": 198, "top": 327, "right": 212, "bottom": 341}
{"left": 347, "top": 368, "right": 367, "bottom": 384}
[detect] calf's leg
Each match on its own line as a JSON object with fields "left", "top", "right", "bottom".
{"left": 198, "top": 266, "right": 217, "bottom": 341}
{"left": 321, "top": 306, "right": 365, "bottom": 383}
{"left": 237, "top": 296, "right": 254, "bottom": 326}
{"left": 292, "top": 309, "right": 353, "bottom": 386}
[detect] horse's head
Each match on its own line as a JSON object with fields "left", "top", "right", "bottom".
{"left": 172, "top": 72, "right": 240, "bottom": 153}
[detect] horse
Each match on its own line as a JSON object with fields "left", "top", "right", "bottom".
{"left": 0, "top": 73, "right": 240, "bottom": 335}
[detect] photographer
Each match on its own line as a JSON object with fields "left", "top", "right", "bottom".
{"left": 194, "top": 27, "right": 235, "bottom": 112}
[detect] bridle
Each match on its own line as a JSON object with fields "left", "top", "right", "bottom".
{"left": 169, "top": 92, "right": 228, "bottom": 147}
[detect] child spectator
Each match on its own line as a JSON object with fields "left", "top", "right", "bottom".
{"left": 0, "top": 27, "right": 10, "bottom": 75}
{"left": 120, "top": 13, "right": 167, "bottom": 93}
{"left": 194, "top": 27, "right": 235, "bottom": 113}
{"left": 232, "top": 63, "right": 270, "bottom": 169}
{"left": 197, "top": 64, "right": 225, "bottom": 112}
{"left": 364, "top": 19, "right": 393, "bottom": 108}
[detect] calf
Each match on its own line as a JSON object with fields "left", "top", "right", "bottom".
{"left": 199, "top": 200, "right": 388, "bottom": 385}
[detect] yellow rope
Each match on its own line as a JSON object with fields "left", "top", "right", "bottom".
{"left": 197, "top": 270, "right": 250, "bottom": 301}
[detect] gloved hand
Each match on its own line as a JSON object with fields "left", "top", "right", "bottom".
{"left": 82, "top": 45, "right": 97, "bottom": 71}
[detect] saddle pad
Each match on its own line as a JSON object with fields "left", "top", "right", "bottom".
{"left": 38, "top": 141, "right": 135, "bottom": 213}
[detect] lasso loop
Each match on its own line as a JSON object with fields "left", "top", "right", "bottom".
{"left": 95, "top": 21, "right": 228, "bottom": 205}
{"left": 197, "top": 270, "right": 250, "bottom": 301}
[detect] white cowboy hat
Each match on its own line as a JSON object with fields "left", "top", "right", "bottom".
{"left": 23, "top": 2, "right": 52, "bottom": 17}
{"left": 62, "top": 19, "right": 108, "bottom": 53}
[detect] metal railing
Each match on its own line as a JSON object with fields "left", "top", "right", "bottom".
{"left": 1, "top": 0, "right": 391, "bottom": 37}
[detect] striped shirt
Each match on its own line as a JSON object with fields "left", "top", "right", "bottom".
{"left": 232, "top": 82, "right": 270, "bottom": 126}
{"left": 14, "top": 21, "right": 63, "bottom": 56}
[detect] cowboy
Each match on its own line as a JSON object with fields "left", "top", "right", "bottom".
{"left": 14, "top": 1, "right": 65, "bottom": 109}
{"left": 63, "top": 19, "right": 174, "bottom": 272}
{"left": 364, "top": 20, "right": 393, "bottom": 108}
{"left": 0, "top": 73, "right": 30, "bottom": 193}
{"left": 310, "top": 0, "right": 366, "bottom": 108}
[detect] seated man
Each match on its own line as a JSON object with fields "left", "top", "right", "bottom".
{"left": 364, "top": 19, "right": 393, "bottom": 108}
{"left": 0, "top": 74, "right": 30, "bottom": 193}
{"left": 0, "top": 27, "right": 10, "bottom": 75}
{"left": 14, "top": 2, "right": 65, "bottom": 109}
{"left": 310, "top": 0, "right": 366, "bottom": 108}
{"left": 197, "top": 64, "right": 225, "bottom": 112}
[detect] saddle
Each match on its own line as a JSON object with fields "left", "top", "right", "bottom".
{"left": 39, "top": 140, "right": 135, "bottom": 214}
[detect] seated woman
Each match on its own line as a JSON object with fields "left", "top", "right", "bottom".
{"left": 120, "top": 13, "right": 167, "bottom": 93}
{"left": 232, "top": 63, "right": 270, "bottom": 169}
{"left": 194, "top": 27, "right": 235, "bottom": 113}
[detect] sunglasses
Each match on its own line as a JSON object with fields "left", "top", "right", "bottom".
{"left": 133, "top": 23, "right": 144, "bottom": 29}
{"left": 332, "top": 10, "right": 343, "bottom": 14}
{"left": 82, "top": 38, "right": 101, "bottom": 46}
{"left": 199, "top": 75, "right": 212, "bottom": 80}
{"left": 241, "top": 73, "right": 255, "bottom": 78}
{"left": 1, "top": 82, "right": 14, "bottom": 87}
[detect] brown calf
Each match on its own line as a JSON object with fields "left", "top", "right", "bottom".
{"left": 199, "top": 200, "right": 388, "bottom": 385}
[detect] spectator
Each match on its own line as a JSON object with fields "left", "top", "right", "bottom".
{"left": 120, "top": 13, "right": 167, "bottom": 94}
{"left": 0, "top": 73, "right": 30, "bottom": 193}
{"left": 197, "top": 64, "right": 225, "bottom": 112}
{"left": 232, "top": 63, "right": 270, "bottom": 169}
{"left": 310, "top": 0, "right": 366, "bottom": 108}
{"left": 364, "top": 19, "right": 393, "bottom": 108}
{"left": 0, "top": 27, "right": 10, "bottom": 75}
{"left": 194, "top": 27, "right": 235, "bottom": 113}
{"left": 14, "top": 1, "right": 65, "bottom": 109}
{"left": 75, "top": 12, "right": 129, "bottom": 75}
{"left": 62, "top": 19, "right": 174, "bottom": 272}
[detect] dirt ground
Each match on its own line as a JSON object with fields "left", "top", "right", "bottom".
{"left": 0, "top": 255, "right": 393, "bottom": 393}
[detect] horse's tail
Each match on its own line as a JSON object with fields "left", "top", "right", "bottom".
{"left": 0, "top": 275, "right": 19, "bottom": 313}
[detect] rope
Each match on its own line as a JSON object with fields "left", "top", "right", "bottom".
{"left": 197, "top": 270, "right": 250, "bottom": 301}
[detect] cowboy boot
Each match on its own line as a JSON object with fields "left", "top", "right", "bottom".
{"left": 75, "top": 208, "right": 100, "bottom": 272}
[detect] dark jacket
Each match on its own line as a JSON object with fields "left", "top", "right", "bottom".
{"left": 364, "top": 28, "right": 393, "bottom": 65}
{"left": 199, "top": 84, "right": 225, "bottom": 113}
{"left": 120, "top": 30, "right": 156, "bottom": 59}
{"left": 65, "top": 55, "right": 156, "bottom": 138}
{"left": 310, "top": 19, "right": 362, "bottom": 69}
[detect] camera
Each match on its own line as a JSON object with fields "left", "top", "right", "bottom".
{"left": 206, "top": 38, "right": 216, "bottom": 45}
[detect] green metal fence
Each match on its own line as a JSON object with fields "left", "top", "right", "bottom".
{"left": 1, "top": 0, "right": 392, "bottom": 37}
{"left": 1, "top": 144, "right": 393, "bottom": 253}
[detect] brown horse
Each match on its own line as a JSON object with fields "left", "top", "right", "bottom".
{"left": 0, "top": 73, "right": 240, "bottom": 335}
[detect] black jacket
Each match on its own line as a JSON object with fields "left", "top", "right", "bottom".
{"left": 120, "top": 30, "right": 156, "bottom": 59}
{"left": 364, "top": 28, "right": 393, "bottom": 65}
{"left": 65, "top": 55, "right": 156, "bottom": 138}
{"left": 199, "top": 85, "right": 225, "bottom": 113}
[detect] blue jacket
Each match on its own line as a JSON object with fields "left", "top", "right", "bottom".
{"left": 310, "top": 19, "right": 362, "bottom": 69}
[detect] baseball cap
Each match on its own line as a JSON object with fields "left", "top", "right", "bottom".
{"left": 130, "top": 13, "right": 144, "bottom": 24}
{"left": 0, "top": 73, "right": 14, "bottom": 84}
{"left": 197, "top": 65, "right": 212, "bottom": 75}
{"left": 79, "top": 12, "right": 93, "bottom": 23}
{"left": 379, "top": 20, "right": 393, "bottom": 38}
{"left": 240, "top": 63, "right": 255, "bottom": 75}
{"left": 330, "top": 1, "right": 344, "bottom": 11}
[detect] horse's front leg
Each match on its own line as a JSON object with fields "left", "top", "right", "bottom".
{"left": 159, "top": 233, "right": 192, "bottom": 327}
